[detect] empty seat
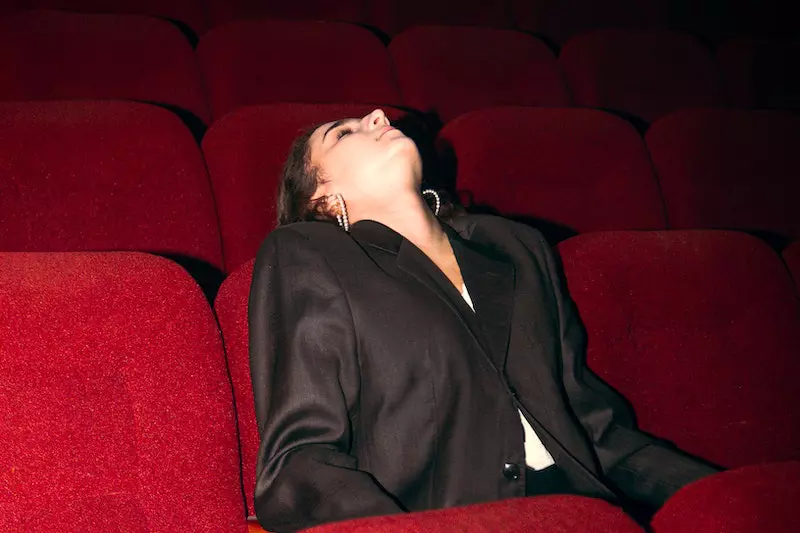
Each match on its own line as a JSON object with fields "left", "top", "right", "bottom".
{"left": 560, "top": 29, "right": 727, "bottom": 122}
{"left": 0, "top": 10, "right": 209, "bottom": 122}
{"left": 511, "top": 0, "right": 667, "bottom": 45}
{"left": 206, "top": 0, "right": 367, "bottom": 30}
{"left": 389, "top": 27, "right": 569, "bottom": 123}
{"left": 646, "top": 109, "right": 800, "bottom": 240}
{"left": 20, "top": 1, "right": 207, "bottom": 35}
{"left": 717, "top": 39, "right": 800, "bottom": 113}
{"left": 202, "top": 103, "right": 409, "bottom": 272}
{"left": 369, "top": 0, "right": 511, "bottom": 36}
{"left": 558, "top": 230, "right": 800, "bottom": 468}
{"left": 0, "top": 101, "right": 223, "bottom": 270}
{"left": 197, "top": 20, "right": 401, "bottom": 120}
{"left": 215, "top": 259, "right": 258, "bottom": 516}
{"left": 0, "top": 252, "right": 245, "bottom": 531}
{"left": 783, "top": 242, "right": 800, "bottom": 294}
{"left": 437, "top": 107, "right": 666, "bottom": 239}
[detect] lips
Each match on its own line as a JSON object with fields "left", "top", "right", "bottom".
{"left": 378, "top": 126, "right": 395, "bottom": 140}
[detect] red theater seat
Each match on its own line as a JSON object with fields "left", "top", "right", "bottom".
{"left": 198, "top": 20, "right": 401, "bottom": 120}
{"left": 558, "top": 230, "right": 800, "bottom": 468}
{"left": 370, "top": 0, "right": 511, "bottom": 36}
{"left": 304, "top": 496, "right": 644, "bottom": 532}
{"left": 21, "top": 0, "right": 207, "bottom": 35}
{"left": 646, "top": 109, "right": 800, "bottom": 239}
{"left": 390, "top": 27, "right": 569, "bottom": 123}
{"left": 0, "top": 101, "right": 222, "bottom": 270}
{"left": 511, "top": 0, "right": 667, "bottom": 45}
{"left": 202, "top": 103, "right": 408, "bottom": 272}
{"left": 437, "top": 107, "right": 666, "bottom": 236}
{"left": 0, "top": 252, "right": 245, "bottom": 532}
{"left": 215, "top": 259, "right": 258, "bottom": 516}
{"left": 717, "top": 38, "right": 800, "bottom": 113}
{"left": 783, "top": 242, "right": 800, "bottom": 294}
{"left": 652, "top": 462, "right": 800, "bottom": 533}
{"left": 0, "top": 10, "right": 209, "bottom": 122}
{"left": 206, "top": 0, "right": 367, "bottom": 30}
{"left": 560, "top": 30, "right": 726, "bottom": 122}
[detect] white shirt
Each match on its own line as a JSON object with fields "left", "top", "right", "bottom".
{"left": 461, "top": 283, "right": 556, "bottom": 471}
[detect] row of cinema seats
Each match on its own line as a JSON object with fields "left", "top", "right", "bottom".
{"left": 2, "top": 101, "right": 797, "bottom": 276}
{"left": 3, "top": 0, "right": 793, "bottom": 42}
{"left": 2, "top": 231, "right": 799, "bottom": 531}
{"left": 1, "top": 10, "right": 798, "bottom": 124}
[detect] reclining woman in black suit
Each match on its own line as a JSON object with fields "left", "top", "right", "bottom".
{"left": 248, "top": 108, "right": 720, "bottom": 533}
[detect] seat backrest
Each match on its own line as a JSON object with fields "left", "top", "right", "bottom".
{"left": 206, "top": 0, "right": 368, "bottom": 30}
{"left": 215, "top": 259, "right": 257, "bottom": 516}
{"left": 0, "top": 101, "right": 223, "bottom": 271}
{"left": 558, "top": 230, "right": 800, "bottom": 468}
{"left": 390, "top": 26, "right": 569, "bottom": 123}
{"left": 560, "top": 29, "right": 726, "bottom": 123}
{"left": 646, "top": 109, "right": 800, "bottom": 241}
{"left": 22, "top": 0, "right": 207, "bottom": 35}
{"left": 717, "top": 38, "right": 800, "bottom": 113}
{"left": 783, "top": 242, "right": 800, "bottom": 295}
{"left": 437, "top": 107, "right": 666, "bottom": 240}
{"left": 0, "top": 252, "right": 245, "bottom": 531}
{"left": 197, "top": 19, "right": 401, "bottom": 120}
{"left": 369, "top": 0, "right": 512, "bottom": 36}
{"left": 510, "top": 0, "right": 667, "bottom": 45}
{"left": 0, "top": 10, "right": 208, "bottom": 122}
{"left": 202, "top": 103, "right": 409, "bottom": 272}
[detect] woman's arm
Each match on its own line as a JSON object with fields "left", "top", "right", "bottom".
{"left": 249, "top": 227, "right": 404, "bottom": 533}
{"left": 511, "top": 222, "right": 721, "bottom": 509}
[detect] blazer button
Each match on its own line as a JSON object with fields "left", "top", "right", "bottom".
{"left": 502, "top": 462, "right": 521, "bottom": 481}
{"left": 508, "top": 386, "right": 518, "bottom": 399}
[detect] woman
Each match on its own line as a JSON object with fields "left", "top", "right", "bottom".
{"left": 249, "top": 109, "right": 720, "bottom": 532}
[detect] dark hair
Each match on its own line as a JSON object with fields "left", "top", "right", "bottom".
{"left": 276, "top": 123, "right": 463, "bottom": 227}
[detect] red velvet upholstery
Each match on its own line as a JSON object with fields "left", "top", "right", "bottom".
{"left": 303, "top": 496, "right": 644, "bottom": 532}
{"left": 783, "top": 242, "right": 800, "bottom": 294}
{"left": 717, "top": 38, "right": 800, "bottom": 113}
{"left": 0, "top": 10, "right": 209, "bottom": 122}
{"left": 560, "top": 30, "right": 727, "bottom": 122}
{"left": 215, "top": 258, "right": 258, "bottom": 516}
{"left": 652, "top": 462, "right": 800, "bottom": 533}
{"left": 197, "top": 20, "right": 401, "bottom": 120}
{"left": 646, "top": 109, "right": 800, "bottom": 239}
{"left": 21, "top": 0, "right": 208, "bottom": 34}
{"left": 0, "top": 252, "right": 245, "bottom": 532}
{"left": 437, "top": 107, "right": 666, "bottom": 234}
{"left": 0, "top": 101, "right": 223, "bottom": 270}
{"left": 369, "top": 0, "right": 512, "bottom": 36}
{"left": 206, "top": 0, "right": 367, "bottom": 30}
{"left": 558, "top": 230, "right": 800, "bottom": 468}
{"left": 389, "top": 27, "right": 569, "bottom": 123}
{"left": 202, "top": 103, "right": 407, "bottom": 272}
{"left": 511, "top": 0, "right": 667, "bottom": 45}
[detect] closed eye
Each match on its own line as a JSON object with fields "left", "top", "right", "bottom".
{"left": 336, "top": 127, "right": 353, "bottom": 141}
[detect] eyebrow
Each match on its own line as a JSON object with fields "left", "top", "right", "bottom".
{"left": 322, "top": 118, "right": 358, "bottom": 143}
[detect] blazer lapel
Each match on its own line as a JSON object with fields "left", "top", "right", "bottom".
{"left": 351, "top": 220, "right": 509, "bottom": 371}
{"left": 446, "top": 225, "right": 516, "bottom": 372}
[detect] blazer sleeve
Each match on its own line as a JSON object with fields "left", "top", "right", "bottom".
{"left": 514, "top": 223, "right": 722, "bottom": 509}
{"left": 248, "top": 227, "right": 404, "bottom": 533}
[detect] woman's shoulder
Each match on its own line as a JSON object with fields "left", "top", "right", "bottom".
{"left": 255, "top": 221, "right": 345, "bottom": 263}
{"left": 452, "top": 214, "right": 550, "bottom": 253}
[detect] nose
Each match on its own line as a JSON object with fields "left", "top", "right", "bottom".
{"left": 363, "top": 109, "right": 390, "bottom": 130}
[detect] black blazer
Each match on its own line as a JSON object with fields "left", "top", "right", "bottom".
{"left": 249, "top": 215, "right": 719, "bottom": 532}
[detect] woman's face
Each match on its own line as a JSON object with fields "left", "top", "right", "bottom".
{"left": 308, "top": 109, "right": 422, "bottom": 211}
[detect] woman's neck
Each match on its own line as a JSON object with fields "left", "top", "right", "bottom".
{"left": 358, "top": 191, "right": 448, "bottom": 253}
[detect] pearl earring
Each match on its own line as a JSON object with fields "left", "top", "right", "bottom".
{"left": 422, "top": 189, "right": 441, "bottom": 216}
{"left": 334, "top": 193, "right": 350, "bottom": 232}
